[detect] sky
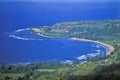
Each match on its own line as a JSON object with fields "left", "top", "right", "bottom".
{"left": 0, "top": 0, "right": 119, "bottom": 2}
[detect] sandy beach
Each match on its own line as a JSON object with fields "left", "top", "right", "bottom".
{"left": 31, "top": 28, "right": 115, "bottom": 56}
{"left": 71, "top": 38, "right": 115, "bottom": 56}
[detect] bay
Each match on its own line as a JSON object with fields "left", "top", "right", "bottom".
{"left": 0, "top": 2, "right": 119, "bottom": 64}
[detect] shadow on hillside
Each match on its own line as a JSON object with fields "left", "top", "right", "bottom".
{"left": 67, "top": 62, "right": 120, "bottom": 80}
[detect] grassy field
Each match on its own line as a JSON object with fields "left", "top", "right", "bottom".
{"left": 0, "top": 73, "right": 24, "bottom": 80}
{"left": 36, "top": 69, "right": 56, "bottom": 72}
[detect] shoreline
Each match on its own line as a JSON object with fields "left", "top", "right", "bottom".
{"left": 31, "top": 28, "right": 115, "bottom": 55}
{"left": 71, "top": 38, "right": 115, "bottom": 56}
{"left": 31, "top": 28, "right": 55, "bottom": 38}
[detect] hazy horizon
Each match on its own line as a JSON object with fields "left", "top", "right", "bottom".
{"left": 0, "top": 0, "right": 119, "bottom": 3}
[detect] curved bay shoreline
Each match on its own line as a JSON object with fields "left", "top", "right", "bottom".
{"left": 71, "top": 38, "right": 115, "bottom": 56}
{"left": 31, "top": 28, "right": 115, "bottom": 56}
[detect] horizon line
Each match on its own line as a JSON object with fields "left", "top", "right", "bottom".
{"left": 0, "top": 0, "right": 120, "bottom": 3}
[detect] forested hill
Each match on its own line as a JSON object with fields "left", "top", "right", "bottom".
{"left": 30, "top": 20, "right": 120, "bottom": 41}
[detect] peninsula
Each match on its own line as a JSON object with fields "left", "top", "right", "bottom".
{"left": 30, "top": 20, "right": 120, "bottom": 55}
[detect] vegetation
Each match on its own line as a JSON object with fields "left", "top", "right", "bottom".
{"left": 30, "top": 20, "right": 120, "bottom": 41}
{"left": 0, "top": 62, "right": 64, "bottom": 80}
{"left": 1, "top": 20, "right": 120, "bottom": 80}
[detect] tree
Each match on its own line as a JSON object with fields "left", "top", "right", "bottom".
{"left": 17, "top": 77, "right": 23, "bottom": 80}
{"left": 5, "top": 76, "right": 11, "bottom": 80}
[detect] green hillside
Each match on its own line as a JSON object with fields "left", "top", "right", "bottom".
{"left": 30, "top": 20, "right": 120, "bottom": 41}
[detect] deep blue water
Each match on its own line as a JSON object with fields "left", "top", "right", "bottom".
{"left": 0, "top": 2, "right": 120, "bottom": 64}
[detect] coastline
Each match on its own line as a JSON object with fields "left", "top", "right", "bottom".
{"left": 71, "top": 38, "right": 115, "bottom": 56}
{"left": 31, "top": 28, "right": 115, "bottom": 56}
{"left": 31, "top": 28, "right": 55, "bottom": 38}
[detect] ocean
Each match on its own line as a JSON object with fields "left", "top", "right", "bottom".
{"left": 0, "top": 2, "right": 119, "bottom": 64}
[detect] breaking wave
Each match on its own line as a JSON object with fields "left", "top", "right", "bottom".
{"left": 9, "top": 35, "right": 29, "bottom": 40}
{"left": 8, "top": 28, "right": 43, "bottom": 40}
{"left": 15, "top": 28, "right": 30, "bottom": 32}
{"left": 62, "top": 60, "right": 73, "bottom": 64}
{"left": 76, "top": 50, "right": 103, "bottom": 60}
